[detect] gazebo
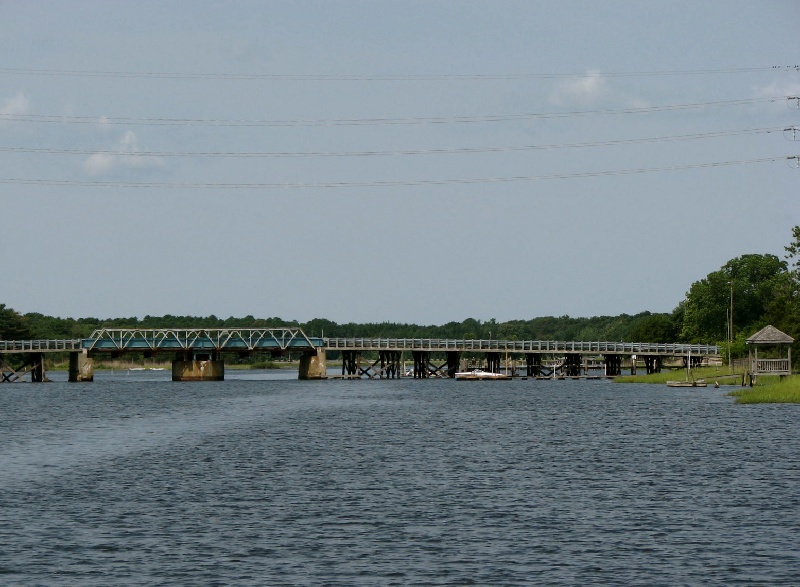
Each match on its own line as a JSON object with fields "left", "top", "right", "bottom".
{"left": 746, "top": 325, "right": 794, "bottom": 380}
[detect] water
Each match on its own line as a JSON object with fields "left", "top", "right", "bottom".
{"left": 1, "top": 371, "right": 798, "bottom": 586}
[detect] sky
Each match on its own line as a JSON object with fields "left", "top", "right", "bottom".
{"left": 0, "top": 1, "right": 798, "bottom": 326}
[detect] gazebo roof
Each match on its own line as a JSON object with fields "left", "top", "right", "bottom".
{"left": 746, "top": 325, "right": 795, "bottom": 345}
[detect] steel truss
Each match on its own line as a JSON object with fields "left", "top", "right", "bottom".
{"left": 83, "top": 328, "right": 322, "bottom": 353}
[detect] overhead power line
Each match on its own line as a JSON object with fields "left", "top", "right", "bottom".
{"left": 0, "top": 66, "right": 788, "bottom": 81}
{"left": 0, "top": 127, "right": 782, "bottom": 159}
{"left": 0, "top": 97, "right": 779, "bottom": 128}
{"left": 0, "top": 157, "right": 786, "bottom": 189}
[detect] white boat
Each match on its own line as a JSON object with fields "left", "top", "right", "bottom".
{"left": 455, "top": 369, "right": 510, "bottom": 381}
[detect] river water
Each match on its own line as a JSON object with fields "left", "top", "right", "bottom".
{"left": 1, "top": 371, "right": 798, "bottom": 586}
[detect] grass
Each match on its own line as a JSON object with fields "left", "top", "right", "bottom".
{"left": 728, "top": 375, "right": 800, "bottom": 404}
{"left": 617, "top": 368, "right": 800, "bottom": 403}
{"left": 615, "top": 366, "right": 741, "bottom": 385}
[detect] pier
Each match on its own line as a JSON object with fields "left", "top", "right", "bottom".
{"left": 1, "top": 328, "right": 720, "bottom": 382}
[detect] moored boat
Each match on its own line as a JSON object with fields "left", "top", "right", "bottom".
{"left": 666, "top": 379, "right": 707, "bottom": 388}
{"left": 455, "top": 369, "right": 510, "bottom": 380}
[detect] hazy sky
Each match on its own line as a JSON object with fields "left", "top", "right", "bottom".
{"left": 1, "top": 1, "right": 798, "bottom": 325}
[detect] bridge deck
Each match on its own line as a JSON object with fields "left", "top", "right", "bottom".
{"left": 325, "top": 338, "right": 719, "bottom": 356}
{"left": 0, "top": 340, "right": 82, "bottom": 353}
{"left": 1, "top": 331, "right": 720, "bottom": 357}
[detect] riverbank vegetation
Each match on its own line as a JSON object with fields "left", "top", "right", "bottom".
{"left": 615, "top": 366, "right": 742, "bottom": 386}
{"left": 728, "top": 375, "right": 800, "bottom": 404}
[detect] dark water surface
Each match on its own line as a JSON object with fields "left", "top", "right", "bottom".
{"left": 1, "top": 372, "right": 798, "bottom": 586}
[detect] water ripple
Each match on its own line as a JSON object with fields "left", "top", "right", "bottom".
{"left": 0, "top": 376, "right": 798, "bottom": 585}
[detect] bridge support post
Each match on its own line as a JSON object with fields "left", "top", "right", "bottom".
{"left": 342, "top": 350, "right": 358, "bottom": 377}
{"left": 486, "top": 352, "right": 500, "bottom": 373}
{"left": 603, "top": 354, "right": 622, "bottom": 377}
{"left": 643, "top": 355, "right": 661, "bottom": 374}
{"left": 562, "top": 354, "right": 581, "bottom": 377}
{"left": 172, "top": 351, "right": 224, "bottom": 381}
{"left": 69, "top": 350, "right": 94, "bottom": 382}
{"left": 446, "top": 351, "right": 460, "bottom": 378}
{"left": 30, "top": 353, "right": 48, "bottom": 382}
{"left": 412, "top": 351, "right": 429, "bottom": 378}
{"left": 526, "top": 354, "right": 543, "bottom": 377}
{"left": 299, "top": 348, "right": 327, "bottom": 379}
{"left": 379, "top": 351, "right": 402, "bottom": 379}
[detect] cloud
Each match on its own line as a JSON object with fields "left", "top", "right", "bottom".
{"left": 0, "top": 91, "right": 30, "bottom": 124}
{"left": 549, "top": 70, "right": 611, "bottom": 106}
{"left": 752, "top": 79, "right": 800, "bottom": 100}
{"left": 83, "top": 130, "right": 165, "bottom": 176}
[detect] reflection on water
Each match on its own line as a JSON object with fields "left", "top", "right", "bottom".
{"left": 1, "top": 376, "right": 798, "bottom": 585}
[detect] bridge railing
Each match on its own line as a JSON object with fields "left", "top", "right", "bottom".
{"left": 0, "top": 339, "right": 83, "bottom": 353}
{"left": 324, "top": 338, "right": 720, "bottom": 355}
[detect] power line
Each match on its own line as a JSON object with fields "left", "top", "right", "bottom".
{"left": 0, "top": 97, "right": 779, "bottom": 128}
{"left": 0, "top": 127, "right": 782, "bottom": 159}
{"left": 0, "top": 157, "right": 786, "bottom": 189}
{"left": 0, "top": 66, "right": 787, "bottom": 81}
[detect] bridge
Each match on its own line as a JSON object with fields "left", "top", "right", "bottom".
{"left": 0, "top": 327, "right": 720, "bottom": 382}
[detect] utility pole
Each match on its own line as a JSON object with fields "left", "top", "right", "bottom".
{"left": 729, "top": 280, "right": 734, "bottom": 374}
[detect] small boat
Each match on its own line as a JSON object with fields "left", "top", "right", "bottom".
{"left": 455, "top": 369, "right": 510, "bottom": 381}
{"left": 666, "top": 379, "right": 707, "bottom": 388}
{"left": 666, "top": 348, "right": 707, "bottom": 387}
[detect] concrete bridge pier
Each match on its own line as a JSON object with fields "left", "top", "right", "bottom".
{"left": 69, "top": 350, "right": 94, "bottom": 382}
{"left": 172, "top": 351, "right": 224, "bottom": 381}
{"left": 299, "top": 348, "right": 327, "bottom": 379}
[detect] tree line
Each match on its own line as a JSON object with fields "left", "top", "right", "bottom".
{"left": 3, "top": 227, "right": 798, "bottom": 365}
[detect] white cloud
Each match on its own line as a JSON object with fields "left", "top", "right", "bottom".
{"left": 83, "top": 130, "right": 165, "bottom": 176}
{"left": 0, "top": 91, "right": 30, "bottom": 124}
{"left": 549, "top": 70, "right": 611, "bottom": 106}
{"left": 752, "top": 79, "right": 800, "bottom": 100}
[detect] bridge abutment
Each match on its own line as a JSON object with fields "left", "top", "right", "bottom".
{"left": 299, "top": 348, "right": 327, "bottom": 379}
{"left": 69, "top": 350, "right": 94, "bottom": 382}
{"left": 172, "top": 352, "right": 224, "bottom": 381}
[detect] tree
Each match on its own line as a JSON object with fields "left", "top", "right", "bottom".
{"left": 763, "top": 226, "right": 800, "bottom": 367}
{"left": 627, "top": 313, "right": 679, "bottom": 343}
{"left": 680, "top": 254, "right": 787, "bottom": 343}
{"left": 0, "top": 304, "right": 33, "bottom": 339}
{"left": 785, "top": 225, "right": 800, "bottom": 274}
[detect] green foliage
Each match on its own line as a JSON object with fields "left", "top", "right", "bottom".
{"left": 0, "top": 304, "right": 32, "bottom": 339}
{"left": 627, "top": 312, "right": 679, "bottom": 343}
{"left": 680, "top": 253, "right": 787, "bottom": 343}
